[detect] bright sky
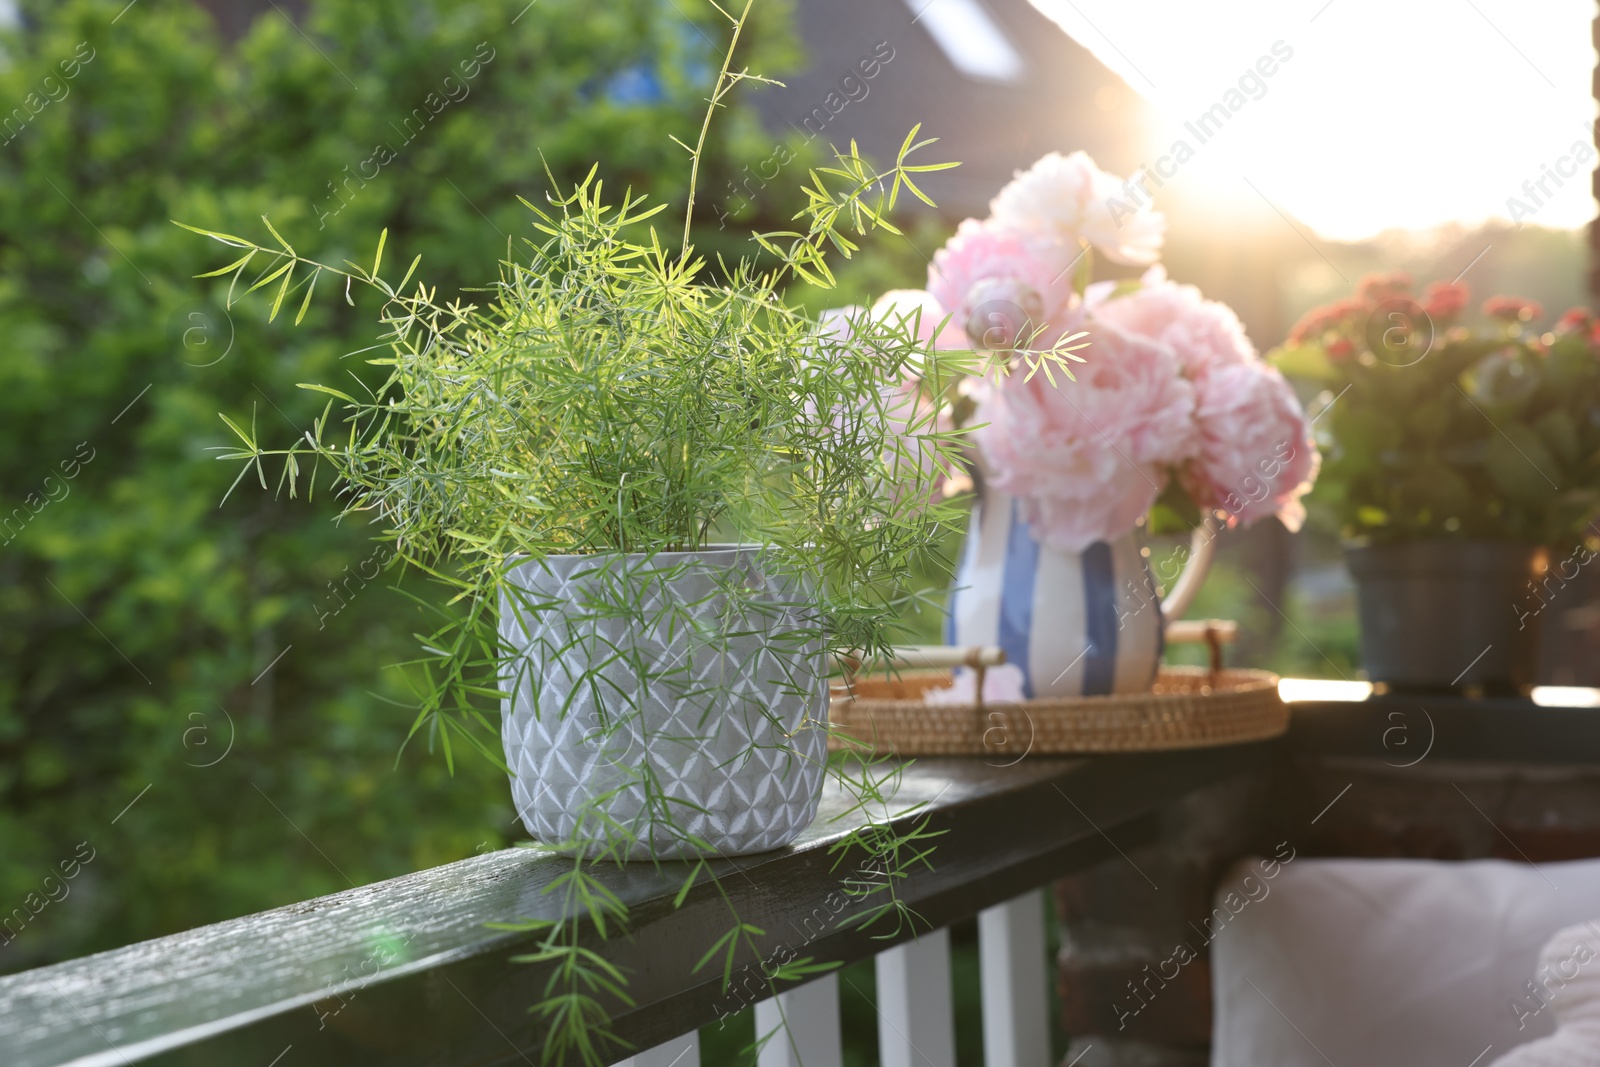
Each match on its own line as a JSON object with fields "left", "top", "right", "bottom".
{"left": 1028, "top": 0, "right": 1597, "bottom": 241}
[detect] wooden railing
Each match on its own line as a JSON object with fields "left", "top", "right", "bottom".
{"left": 0, "top": 742, "right": 1276, "bottom": 1066}
{"left": 15, "top": 685, "right": 1597, "bottom": 1067}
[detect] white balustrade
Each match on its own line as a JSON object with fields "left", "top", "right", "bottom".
{"left": 614, "top": 1029, "right": 700, "bottom": 1067}
{"left": 979, "top": 889, "right": 1052, "bottom": 1067}
{"left": 755, "top": 972, "right": 843, "bottom": 1067}
{"left": 615, "top": 888, "right": 1053, "bottom": 1067}
{"left": 875, "top": 926, "right": 958, "bottom": 1067}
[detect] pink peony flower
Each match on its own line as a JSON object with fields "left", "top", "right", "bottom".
{"left": 989, "top": 150, "right": 1165, "bottom": 267}
{"left": 870, "top": 289, "right": 969, "bottom": 351}
{"left": 885, "top": 159, "right": 1321, "bottom": 545}
{"left": 1079, "top": 171, "right": 1166, "bottom": 268}
{"left": 1184, "top": 363, "right": 1318, "bottom": 531}
{"left": 927, "top": 219, "right": 1075, "bottom": 351}
{"left": 1089, "top": 266, "right": 1255, "bottom": 378}
{"left": 975, "top": 321, "right": 1198, "bottom": 551}
{"left": 988, "top": 152, "right": 1097, "bottom": 244}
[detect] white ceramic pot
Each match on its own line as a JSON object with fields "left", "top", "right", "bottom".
{"left": 499, "top": 546, "right": 827, "bottom": 859}
{"left": 949, "top": 486, "right": 1214, "bottom": 699}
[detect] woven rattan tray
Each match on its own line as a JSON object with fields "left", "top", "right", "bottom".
{"left": 829, "top": 665, "right": 1287, "bottom": 756}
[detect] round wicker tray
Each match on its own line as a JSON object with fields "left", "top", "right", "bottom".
{"left": 828, "top": 666, "right": 1287, "bottom": 756}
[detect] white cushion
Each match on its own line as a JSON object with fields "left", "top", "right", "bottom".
{"left": 1488, "top": 920, "right": 1600, "bottom": 1067}
{"left": 1209, "top": 855, "right": 1600, "bottom": 1067}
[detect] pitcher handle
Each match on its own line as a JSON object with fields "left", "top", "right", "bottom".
{"left": 1159, "top": 515, "right": 1219, "bottom": 625}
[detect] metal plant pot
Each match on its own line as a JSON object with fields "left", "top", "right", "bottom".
{"left": 498, "top": 546, "right": 827, "bottom": 859}
{"left": 1345, "top": 540, "right": 1546, "bottom": 694}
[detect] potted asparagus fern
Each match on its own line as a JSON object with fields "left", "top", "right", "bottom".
{"left": 177, "top": 3, "right": 1081, "bottom": 1059}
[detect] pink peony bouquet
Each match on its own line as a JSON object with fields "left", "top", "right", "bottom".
{"left": 865, "top": 151, "right": 1318, "bottom": 551}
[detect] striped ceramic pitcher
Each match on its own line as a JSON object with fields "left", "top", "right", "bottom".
{"left": 948, "top": 487, "right": 1196, "bottom": 699}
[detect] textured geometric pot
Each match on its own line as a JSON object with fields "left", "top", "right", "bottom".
{"left": 1346, "top": 540, "right": 1546, "bottom": 694}
{"left": 499, "top": 547, "right": 827, "bottom": 858}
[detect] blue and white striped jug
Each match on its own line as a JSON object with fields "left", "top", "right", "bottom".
{"left": 948, "top": 486, "right": 1205, "bottom": 699}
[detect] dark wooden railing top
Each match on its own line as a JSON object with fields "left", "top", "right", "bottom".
{"left": 1288, "top": 689, "right": 1600, "bottom": 763}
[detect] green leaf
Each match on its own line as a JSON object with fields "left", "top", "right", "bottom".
{"left": 245, "top": 260, "right": 292, "bottom": 296}
{"left": 294, "top": 383, "right": 358, "bottom": 403}
{"left": 268, "top": 261, "right": 295, "bottom": 321}
{"left": 1485, "top": 423, "right": 1561, "bottom": 504}
{"left": 396, "top": 254, "right": 422, "bottom": 293}
{"left": 294, "top": 268, "right": 319, "bottom": 325}
{"left": 216, "top": 411, "right": 257, "bottom": 449}
{"left": 260, "top": 214, "right": 296, "bottom": 257}
{"left": 1537, "top": 409, "right": 1580, "bottom": 464}
{"left": 1270, "top": 342, "right": 1338, "bottom": 381}
{"left": 693, "top": 926, "right": 740, "bottom": 977}
{"left": 170, "top": 220, "right": 254, "bottom": 248}
{"left": 194, "top": 251, "right": 256, "bottom": 279}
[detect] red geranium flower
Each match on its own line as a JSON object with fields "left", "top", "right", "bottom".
{"left": 1556, "top": 307, "right": 1594, "bottom": 334}
{"left": 1423, "top": 281, "right": 1469, "bottom": 322}
{"left": 1289, "top": 296, "right": 1383, "bottom": 344}
{"left": 1288, "top": 306, "right": 1333, "bottom": 345}
{"left": 1357, "top": 273, "right": 1413, "bottom": 304}
{"left": 1326, "top": 337, "right": 1355, "bottom": 361}
{"left": 1483, "top": 296, "right": 1542, "bottom": 323}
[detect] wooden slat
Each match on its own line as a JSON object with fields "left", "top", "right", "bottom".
{"left": 1164, "top": 619, "right": 1239, "bottom": 645}
{"left": 875, "top": 928, "right": 956, "bottom": 1067}
{"left": 754, "top": 973, "right": 842, "bottom": 1067}
{"left": 0, "top": 747, "right": 1277, "bottom": 1067}
{"left": 614, "top": 1030, "right": 699, "bottom": 1067}
{"left": 979, "top": 890, "right": 1051, "bottom": 1067}
{"left": 875, "top": 645, "right": 1007, "bottom": 670}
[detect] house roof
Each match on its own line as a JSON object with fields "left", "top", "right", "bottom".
{"left": 750, "top": 0, "right": 1162, "bottom": 219}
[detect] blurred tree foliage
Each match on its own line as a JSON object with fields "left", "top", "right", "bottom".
{"left": 0, "top": 0, "right": 799, "bottom": 972}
